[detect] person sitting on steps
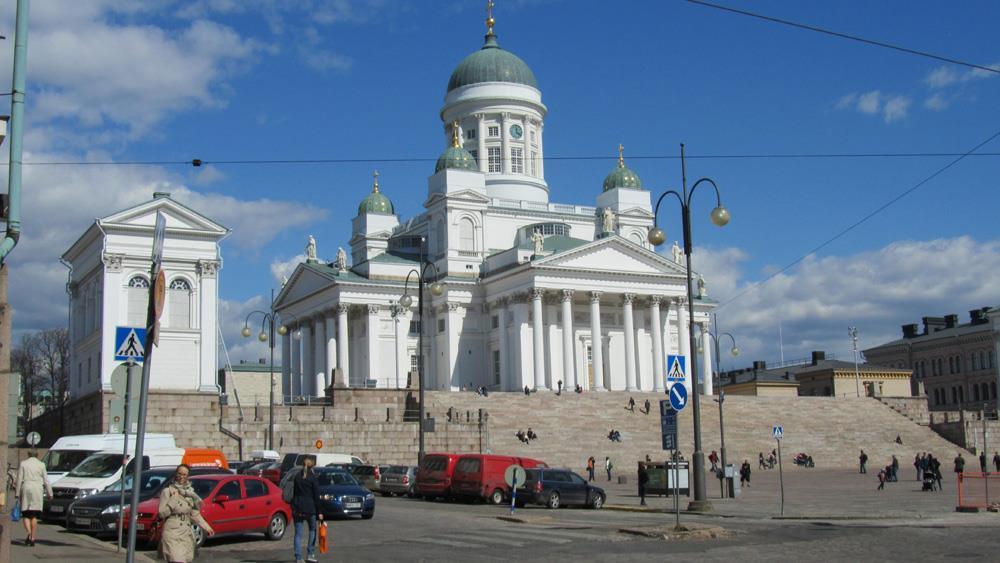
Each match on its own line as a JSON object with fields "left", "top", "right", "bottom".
{"left": 575, "top": 383, "right": 583, "bottom": 394}
{"left": 526, "top": 428, "right": 537, "bottom": 441}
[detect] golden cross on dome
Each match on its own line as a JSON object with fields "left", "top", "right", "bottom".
{"left": 486, "top": 0, "right": 495, "bottom": 34}
{"left": 618, "top": 143, "right": 625, "bottom": 167}
{"left": 452, "top": 120, "right": 461, "bottom": 148}
{"left": 373, "top": 170, "right": 380, "bottom": 192}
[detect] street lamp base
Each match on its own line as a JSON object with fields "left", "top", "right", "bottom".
{"left": 686, "top": 499, "right": 714, "bottom": 513}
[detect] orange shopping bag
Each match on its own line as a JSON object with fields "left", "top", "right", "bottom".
{"left": 318, "top": 522, "right": 329, "bottom": 554}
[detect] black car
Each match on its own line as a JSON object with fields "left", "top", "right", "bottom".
{"left": 65, "top": 466, "right": 230, "bottom": 536}
{"left": 515, "top": 468, "right": 605, "bottom": 509}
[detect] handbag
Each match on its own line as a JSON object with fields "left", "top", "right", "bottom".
{"left": 11, "top": 500, "right": 21, "bottom": 522}
{"left": 318, "top": 522, "right": 329, "bottom": 554}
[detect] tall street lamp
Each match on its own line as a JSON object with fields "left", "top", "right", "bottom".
{"left": 399, "top": 237, "right": 444, "bottom": 464}
{"left": 849, "top": 326, "right": 861, "bottom": 398}
{"left": 697, "top": 319, "right": 739, "bottom": 498}
{"left": 648, "top": 143, "right": 731, "bottom": 512}
{"left": 241, "top": 288, "right": 287, "bottom": 451}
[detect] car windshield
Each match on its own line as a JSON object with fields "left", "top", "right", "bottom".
{"left": 187, "top": 478, "right": 219, "bottom": 499}
{"left": 316, "top": 471, "right": 358, "bottom": 486}
{"left": 43, "top": 450, "right": 95, "bottom": 473}
{"left": 67, "top": 454, "right": 120, "bottom": 478}
{"left": 104, "top": 472, "right": 170, "bottom": 493}
{"left": 386, "top": 465, "right": 410, "bottom": 474}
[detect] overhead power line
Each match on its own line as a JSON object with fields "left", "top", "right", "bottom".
{"left": 714, "top": 127, "right": 1000, "bottom": 311}
{"left": 685, "top": 0, "right": 1000, "bottom": 75}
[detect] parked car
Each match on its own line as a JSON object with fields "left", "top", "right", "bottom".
{"left": 349, "top": 464, "right": 390, "bottom": 492}
{"left": 416, "top": 453, "right": 462, "bottom": 500}
{"left": 515, "top": 468, "right": 605, "bottom": 509}
{"left": 379, "top": 466, "right": 417, "bottom": 497}
{"left": 229, "top": 461, "right": 255, "bottom": 474}
{"left": 244, "top": 461, "right": 281, "bottom": 485}
{"left": 314, "top": 467, "right": 375, "bottom": 519}
{"left": 65, "top": 466, "right": 229, "bottom": 536}
{"left": 279, "top": 452, "right": 365, "bottom": 480}
{"left": 451, "top": 454, "right": 548, "bottom": 504}
{"left": 124, "top": 474, "right": 290, "bottom": 547}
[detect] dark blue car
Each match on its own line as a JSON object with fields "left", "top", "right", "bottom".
{"left": 315, "top": 468, "right": 375, "bottom": 519}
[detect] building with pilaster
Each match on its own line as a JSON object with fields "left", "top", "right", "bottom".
{"left": 274, "top": 13, "right": 718, "bottom": 399}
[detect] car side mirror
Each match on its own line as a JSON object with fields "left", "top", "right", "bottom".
{"left": 215, "top": 495, "right": 230, "bottom": 503}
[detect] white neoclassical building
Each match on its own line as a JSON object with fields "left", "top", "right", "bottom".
{"left": 61, "top": 192, "right": 229, "bottom": 398}
{"left": 275, "top": 15, "right": 717, "bottom": 399}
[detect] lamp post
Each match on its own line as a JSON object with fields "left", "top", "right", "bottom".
{"left": 648, "top": 143, "right": 730, "bottom": 512}
{"left": 697, "top": 319, "right": 739, "bottom": 498}
{"left": 241, "top": 288, "right": 287, "bottom": 451}
{"left": 399, "top": 237, "right": 444, "bottom": 464}
{"left": 849, "top": 326, "right": 861, "bottom": 398}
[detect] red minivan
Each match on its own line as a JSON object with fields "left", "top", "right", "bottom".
{"left": 451, "top": 454, "right": 548, "bottom": 504}
{"left": 416, "top": 453, "right": 463, "bottom": 500}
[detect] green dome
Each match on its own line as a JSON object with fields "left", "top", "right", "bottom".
{"left": 435, "top": 145, "right": 478, "bottom": 173}
{"left": 448, "top": 34, "right": 538, "bottom": 92}
{"left": 602, "top": 163, "right": 643, "bottom": 192}
{"left": 358, "top": 173, "right": 394, "bottom": 215}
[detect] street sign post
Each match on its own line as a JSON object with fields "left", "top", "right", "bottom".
{"left": 114, "top": 327, "right": 146, "bottom": 362}
{"left": 25, "top": 431, "right": 40, "bottom": 447}
{"left": 659, "top": 400, "right": 677, "bottom": 451}
{"left": 669, "top": 383, "right": 688, "bottom": 412}
{"left": 666, "top": 354, "right": 686, "bottom": 384}
{"left": 504, "top": 465, "right": 526, "bottom": 515}
{"left": 774, "top": 425, "right": 785, "bottom": 515}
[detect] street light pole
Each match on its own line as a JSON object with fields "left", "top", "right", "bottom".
{"left": 242, "top": 292, "right": 287, "bottom": 451}
{"left": 699, "top": 319, "right": 739, "bottom": 498}
{"left": 648, "top": 143, "right": 730, "bottom": 512}
{"left": 849, "top": 326, "right": 861, "bottom": 398}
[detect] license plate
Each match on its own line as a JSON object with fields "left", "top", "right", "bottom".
{"left": 73, "top": 517, "right": 91, "bottom": 526}
{"left": 51, "top": 505, "right": 65, "bottom": 513}
{"left": 345, "top": 502, "right": 361, "bottom": 509}
{"left": 137, "top": 523, "right": 145, "bottom": 531}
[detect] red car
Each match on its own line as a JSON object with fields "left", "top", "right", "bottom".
{"left": 451, "top": 454, "right": 548, "bottom": 504}
{"left": 124, "top": 474, "right": 290, "bottom": 548}
{"left": 245, "top": 461, "right": 281, "bottom": 485}
{"left": 416, "top": 453, "right": 463, "bottom": 500}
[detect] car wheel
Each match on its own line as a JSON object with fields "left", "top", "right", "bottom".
{"left": 490, "top": 489, "right": 505, "bottom": 505}
{"left": 590, "top": 493, "right": 605, "bottom": 510}
{"left": 546, "top": 491, "right": 560, "bottom": 509}
{"left": 192, "top": 524, "right": 205, "bottom": 548}
{"left": 266, "top": 512, "right": 287, "bottom": 540}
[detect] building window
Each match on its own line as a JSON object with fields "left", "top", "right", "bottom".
{"left": 974, "top": 385, "right": 981, "bottom": 401}
{"left": 530, "top": 151, "right": 538, "bottom": 176}
{"left": 459, "top": 218, "right": 475, "bottom": 252}
{"left": 469, "top": 149, "right": 478, "bottom": 165}
{"left": 487, "top": 147, "right": 502, "bottom": 173}
{"left": 972, "top": 354, "right": 979, "bottom": 371}
{"left": 488, "top": 126, "right": 499, "bottom": 138}
{"left": 408, "top": 320, "right": 420, "bottom": 335}
{"left": 492, "top": 350, "right": 501, "bottom": 385}
{"left": 981, "top": 351, "right": 987, "bottom": 370}
{"left": 990, "top": 351, "right": 995, "bottom": 369}
{"left": 948, "top": 357, "right": 954, "bottom": 374}
{"left": 168, "top": 278, "right": 192, "bottom": 329}
{"left": 491, "top": 315, "right": 499, "bottom": 329}
{"left": 992, "top": 382, "right": 997, "bottom": 400}
{"left": 437, "top": 318, "right": 445, "bottom": 333}
{"left": 465, "top": 129, "right": 476, "bottom": 140}
{"left": 530, "top": 130, "right": 535, "bottom": 143}
{"left": 510, "top": 147, "right": 524, "bottom": 174}
{"left": 127, "top": 275, "right": 150, "bottom": 326}
{"left": 436, "top": 219, "right": 446, "bottom": 254}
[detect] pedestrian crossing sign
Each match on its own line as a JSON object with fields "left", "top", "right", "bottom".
{"left": 115, "top": 327, "right": 147, "bottom": 361}
{"left": 773, "top": 425, "right": 783, "bottom": 440}
{"left": 666, "top": 355, "right": 686, "bottom": 383}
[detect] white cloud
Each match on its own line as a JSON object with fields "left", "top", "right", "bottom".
{"left": 925, "top": 66, "right": 958, "bottom": 88}
{"left": 924, "top": 93, "right": 950, "bottom": 111}
{"left": 695, "top": 237, "right": 1000, "bottom": 366}
{"left": 270, "top": 254, "right": 306, "bottom": 286}
{"left": 217, "top": 295, "right": 284, "bottom": 368}
{"left": 856, "top": 90, "right": 881, "bottom": 114}
{"left": 881, "top": 95, "right": 911, "bottom": 123}
{"left": 833, "top": 90, "right": 910, "bottom": 123}
{"left": 834, "top": 93, "right": 857, "bottom": 110}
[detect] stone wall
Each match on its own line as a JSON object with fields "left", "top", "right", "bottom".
{"left": 878, "top": 396, "right": 932, "bottom": 425}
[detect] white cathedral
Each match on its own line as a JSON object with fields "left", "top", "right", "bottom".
{"left": 275, "top": 14, "right": 718, "bottom": 399}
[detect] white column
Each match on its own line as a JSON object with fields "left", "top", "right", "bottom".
{"left": 325, "top": 313, "right": 336, "bottom": 390}
{"left": 476, "top": 113, "right": 487, "bottom": 173}
{"left": 498, "top": 301, "right": 509, "bottom": 390}
{"left": 651, "top": 296, "right": 665, "bottom": 392}
{"left": 290, "top": 324, "right": 302, "bottom": 397}
{"left": 197, "top": 261, "right": 220, "bottom": 392}
{"left": 561, "top": 290, "right": 576, "bottom": 390}
{"left": 336, "top": 304, "right": 350, "bottom": 387}
{"left": 501, "top": 113, "right": 511, "bottom": 174}
{"left": 677, "top": 298, "right": 692, "bottom": 396}
{"left": 367, "top": 304, "right": 381, "bottom": 387}
{"left": 623, "top": 293, "right": 637, "bottom": 391}
{"left": 313, "top": 316, "right": 326, "bottom": 397}
{"left": 281, "top": 330, "right": 291, "bottom": 403}
{"left": 446, "top": 303, "right": 463, "bottom": 390}
{"left": 393, "top": 307, "right": 408, "bottom": 389}
{"left": 531, "top": 288, "right": 546, "bottom": 390}
{"left": 300, "top": 322, "right": 314, "bottom": 396}
{"left": 537, "top": 123, "right": 545, "bottom": 179}
{"left": 701, "top": 321, "right": 714, "bottom": 395}
{"left": 589, "top": 291, "right": 605, "bottom": 391}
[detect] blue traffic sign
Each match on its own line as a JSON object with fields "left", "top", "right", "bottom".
{"left": 666, "top": 354, "right": 686, "bottom": 383}
{"left": 660, "top": 400, "right": 677, "bottom": 451}
{"left": 114, "top": 327, "right": 147, "bottom": 361}
{"left": 668, "top": 383, "right": 688, "bottom": 411}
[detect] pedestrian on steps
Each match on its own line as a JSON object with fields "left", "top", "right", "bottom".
{"left": 605, "top": 457, "right": 613, "bottom": 481}
{"left": 859, "top": 450, "right": 868, "bottom": 474}
{"left": 586, "top": 456, "right": 595, "bottom": 481}
{"left": 993, "top": 451, "right": 1000, "bottom": 472}
{"left": 638, "top": 463, "right": 649, "bottom": 506}
{"left": 877, "top": 469, "right": 886, "bottom": 491}
{"left": 627, "top": 397, "right": 635, "bottom": 412}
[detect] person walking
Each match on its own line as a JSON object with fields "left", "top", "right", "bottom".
{"left": 643, "top": 399, "right": 651, "bottom": 415}
{"left": 708, "top": 450, "right": 719, "bottom": 473}
{"left": 291, "top": 457, "right": 324, "bottom": 563}
{"left": 758, "top": 452, "right": 765, "bottom": 470}
{"left": 557, "top": 380, "right": 563, "bottom": 395}
{"left": 876, "top": 469, "right": 886, "bottom": 491}
{"left": 158, "top": 464, "right": 215, "bottom": 563}
{"left": 890, "top": 455, "right": 899, "bottom": 482}
{"left": 637, "top": 463, "right": 649, "bottom": 506}
{"left": 14, "top": 450, "right": 53, "bottom": 547}
{"left": 914, "top": 453, "right": 922, "bottom": 481}
{"left": 859, "top": 450, "right": 868, "bottom": 474}
{"left": 586, "top": 456, "right": 596, "bottom": 481}
{"left": 740, "top": 460, "right": 751, "bottom": 487}
{"left": 627, "top": 397, "right": 635, "bottom": 412}
{"left": 605, "top": 457, "right": 614, "bottom": 481}
{"left": 954, "top": 452, "right": 966, "bottom": 475}
{"left": 979, "top": 451, "right": 987, "bottom": 473}
{"left": 931, "top": 455, "right": 943, "bottom": 491}
{"left": 993, "top": 451, "right": 1000, "bottom": 472}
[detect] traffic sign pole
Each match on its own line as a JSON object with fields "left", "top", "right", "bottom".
{"left": 116, "top": 360, "right": 134, "bottom": 552}
{"left": 774, "top": 426, "right": 785, "bottom": 517}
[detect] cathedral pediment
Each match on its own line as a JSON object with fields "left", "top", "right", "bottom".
{"left": 101, "top": 195, "right": 229, "bottom": 236}
{"left": 533, "top": 236, "right": 685, "bottom": 276}
{"left": 273, "top": 263, "right": 338, "bottom": 309}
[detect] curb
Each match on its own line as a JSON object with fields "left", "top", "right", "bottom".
{"left": 73, "top": 532, "right": 157, "bottom": 563}
{"left": 605, "top": 504, "right": 734, "bottom": 518}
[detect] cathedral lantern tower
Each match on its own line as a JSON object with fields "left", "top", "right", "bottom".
{"left": 441, "top": 2, "right": 549, "bottom": 203}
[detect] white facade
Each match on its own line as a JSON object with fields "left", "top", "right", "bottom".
{"left": 274, "top": 21, "right": 717, "bottom": 398}
{"left": 61, "top": 193, "right": 229, "bottom": 398}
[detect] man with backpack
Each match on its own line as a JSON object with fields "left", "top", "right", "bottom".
{"left": 605, "top": 457, "right": 614, "bottom": 481}
{"left": 586, "top": 456, "right": 596, "bottom": 482}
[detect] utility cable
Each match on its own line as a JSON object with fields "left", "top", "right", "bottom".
{"left": 714, "top": 127, "right": 1000, "bottom": 311}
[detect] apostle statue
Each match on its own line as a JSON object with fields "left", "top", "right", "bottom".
{"left": 335, "top": 246, "right": 348, "bottom": 271}
{"left": 602, "top": 207, "right": 615, "bottom": 234}
{"left": 698, "top": 274, "right": 707, "bottom": 298}
{"left": 671, "top": 241, "right": 683, "bottom": 264}
{"left": 305, "top": 235, "right": 318, "bottom": 262}
{"left": 531, "top": 229, "right": 545, "bottom": 255}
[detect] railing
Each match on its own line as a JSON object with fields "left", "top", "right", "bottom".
{"left": 956, "top": 472, "right": 1000, "bottom": 510}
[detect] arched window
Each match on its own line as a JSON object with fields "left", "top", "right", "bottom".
{"left": 436, "top": 219, "right": 446, "bottom": 255}
{"left": 168, "top": 278, "right": 192, "bottom": 328}
{"left": 629, "top": 232, "right": 643, "bottom": 246}
{"left": 127, "top": 275, "right": 149, "bottom": 326}
{"left": 458, "top": 218, "right": 475, "bottom": 252}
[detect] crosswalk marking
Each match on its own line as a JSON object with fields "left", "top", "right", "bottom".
{"left": 402, "top": 525, "right": 610, "bottom": 550}
{"left": 406, "top": 537, "right": 486, "bottom": 548}
{"left": 486, "top": 530, "right": 571, "bottom": 544}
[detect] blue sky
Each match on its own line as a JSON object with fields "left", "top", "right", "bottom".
{"left": 4, "top": 0, "right": 999, "bottom": 369}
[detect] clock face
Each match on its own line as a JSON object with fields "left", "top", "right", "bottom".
{"left": 510, "top": 124, "right": 523, "bottom": 139}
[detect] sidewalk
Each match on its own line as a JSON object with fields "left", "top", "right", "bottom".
{"left": 10, "top": 521, "right": 156, "bottom": 562}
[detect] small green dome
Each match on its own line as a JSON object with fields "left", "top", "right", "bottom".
{"left": 436, "top": 145, "right": 478, "bottom": 173}
{"left": 448, "top": 33, "right": 538, "bottom": 92}
{"left": 602, "top": 147, "right": 643, "bottom": 192}
{"left": 358, "top": 172, "right": 394, "bottom": 215}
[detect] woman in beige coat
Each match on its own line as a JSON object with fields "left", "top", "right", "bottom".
{"left": 157, "top": 464, "right": 214, "bottom": 562}
{"left": 15, "top": 450, "right": 53, "bottom": 546}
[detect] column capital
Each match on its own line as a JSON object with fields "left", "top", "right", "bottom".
{"left": 561, "top": 289, "right": 574, "bottom": 302}
{"left": 589, "top": 291, "right": 602, "bottom": 303}
{"left": 674, "top": 296, "right": 688, "bottom": 306}
{"left": 447, "top": 302, "right": 462, "bottom": 313}
{"left": 649, "top": 295, "right": 663, "bottom": 306}
{"left": 196, "top": 259, "right": 220, "bottom": 279}
{"left": 530, "top": 287, "right": 545, "bottom": 301}
{"left": 336, "top": 303, "right": 351, "bottom": 315}
{"left": 366, "top": 304, "right": 380, "bottom": 315}
{"left": 102, "top": 252, "right": 124, "bottom": 273}
{"left": 622, "top": 293, "right": 636, "bottom": 305}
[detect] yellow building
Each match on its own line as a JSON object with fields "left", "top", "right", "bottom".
{"left": 721, "top": 352, "right": 913, "bottom": 398}
{"left": 720, "top": 361, "right": 799, "bottom": 397}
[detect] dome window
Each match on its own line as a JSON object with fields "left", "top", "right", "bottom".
{"left": 511, "top": 148, "right": 524, "bottom": 174}
{"left": 488, "top": 126, "right": 499, "bottom": 138}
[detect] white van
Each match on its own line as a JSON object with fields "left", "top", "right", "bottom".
{"left": 42, "top": 433, "right": 176, "bottom": 484}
